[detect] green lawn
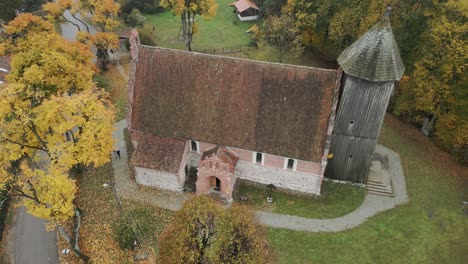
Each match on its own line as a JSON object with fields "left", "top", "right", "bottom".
{"left": 144, "top": 0, "right": 255, "bottom": 50}
{"left": 267, "top": 116, "right": 468, "bottom": 264}
{"left": 234, "top": 180, "right": 366, "bottom": 219}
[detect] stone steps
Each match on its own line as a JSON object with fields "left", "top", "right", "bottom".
{"left": 366, "top": 180, "right": 393, "bottom": 197}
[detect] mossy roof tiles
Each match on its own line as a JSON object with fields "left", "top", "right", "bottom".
{"left": 131, "top": 46, "right": 340, "bottom": 162}
{"left": 337, "top": 9, "right": 405, "bottom": 82}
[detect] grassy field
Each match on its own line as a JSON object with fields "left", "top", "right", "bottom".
{"left": 144, "top": 0, "right": 255, "bottom": 50}
{"left": 234, "top": 180, "right": 366, "bottom": 219}
{"left": 267, "top": 115, "right": 468, "bottom": 264}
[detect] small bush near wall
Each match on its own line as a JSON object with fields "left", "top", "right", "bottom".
{"left": 113, "top": 208, "right": 155, "bottom": 250}
{"left": 123, "top": 128, "right": 135, "bottom": 181}
{"left": 93, "top": 74, "right": 110, "bottom": 92}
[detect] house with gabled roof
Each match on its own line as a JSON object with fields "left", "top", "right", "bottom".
{"left": 233, "top": 0, "right": 259, "bottom": 21}
{"left": 126, "top": 7, "right": 404, "bottom": 201}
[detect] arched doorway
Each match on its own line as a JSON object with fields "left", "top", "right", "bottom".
{"left": 209, "top": 176, "right": 221, "bottom": 191}
{"left": 195, "top": 146, "right": 239, "bottom": 202}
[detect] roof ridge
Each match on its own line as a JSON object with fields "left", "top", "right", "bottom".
{"left": 137, "top": 44, "right": 338, "bottom": 72}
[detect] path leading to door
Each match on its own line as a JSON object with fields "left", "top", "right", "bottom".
{"left": 112, "top": 120, "right": 409, "bottom": 232}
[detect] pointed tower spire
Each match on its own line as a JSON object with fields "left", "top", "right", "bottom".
{"left": 337, "top": 6, "right": 405, "bottom": 82}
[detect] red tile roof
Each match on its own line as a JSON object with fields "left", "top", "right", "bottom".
{"left": 130, "top": 46, "right": 340, "bottom": 162}
{"left": 131, "top": 131, "right": 186, "bottom": 173}
{"left": 202, "top": 146, "right": 239, "bottom": 172}
{"left": 234, "top": 0, "right": 259, "bottom": 12}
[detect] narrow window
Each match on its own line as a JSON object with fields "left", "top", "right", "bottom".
{"left": 287, "top": 159, "right": 295, "bottom": 170}
{"left": 190, "top": 140, "right": 198, "bottom": 152}
{"left": 256, "top": 153, "right": 263, "bottom": 164}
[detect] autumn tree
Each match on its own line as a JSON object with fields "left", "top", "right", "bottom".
{"left": 260, "top": 14, "right": 303, "bottom": 63}
{"left": 282, "top": 0, "right": 317, "bottom": 45}
{"left": 0, "top": 13, "right": 115, "bottom": 260}
{"left": 161, "top": 0, "right": 217, "bottom": 51}
{"left": 210, "top": 205, "right": 267, "bottom": 264}
{"left": 158, "top": 195, "right": 268, "bottom": 264}
{"left": 43, "top": 0, "right": 120, "bottom": 70}
{"left": 394, "top": 1, "right": 467, "bottom": 154}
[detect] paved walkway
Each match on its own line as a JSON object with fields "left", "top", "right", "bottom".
{"left": 10, "top": 207, "right": 59, "bottom": 264}
{"left": 112, "top": 120, "right": 409, "bottom": 232}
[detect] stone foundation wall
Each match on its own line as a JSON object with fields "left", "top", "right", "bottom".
{"left": 134, "top": 166, "right": 183, "bottom": 192}
{"left": 234, "top": 161, "right": 321, "bottom": 195}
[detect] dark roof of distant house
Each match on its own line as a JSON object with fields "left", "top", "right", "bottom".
{"left": 131, "top": 132, "right": 186, "bottom": 173}
{"left": 202, "top": 146, "right": 239, "bottom": 172}
{"left": 130, "top": 46, "right": 339, "bottom": 162}
{"left": 337, "top": 7, "right": 405, "bottom": 82}
{"left": 234, "top": 0, "right": 259, "bottom": 12}
{"left": 0, "top": 56, "right": 11, "bottom": 84}
{"left": 118, "top": 29, "right": 132, "bottom": 39}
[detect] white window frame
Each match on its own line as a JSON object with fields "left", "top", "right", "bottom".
{"left": 190, "top": 140, "right": 200, "bottom": 154}
{"left": 252, "top": 152, "right": 265, "bottom": 165}
{"left": 284, "top": 158, "right": 297, "bottom": 171}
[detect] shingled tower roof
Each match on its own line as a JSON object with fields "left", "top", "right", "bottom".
{"left": 337, "top": 7, "right": 405, "bottom": 82}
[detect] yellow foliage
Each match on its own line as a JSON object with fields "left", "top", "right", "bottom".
{"left": 0, "top": 6, "right": 116, "bottom": 229}
{"left": 20, "top": 164, "right": 77, "bottom": 225}
{"left": 89, "top": 0, "right": 121, "bottom": 31}
{"left": 3, "top": 13, "right": 54, "bottom": 37}
{"left": 34, "top": 89, "right": 116, "bottom": 170}
{"left": 161, "top": 0, "right": 218, "bottom": 17}
{"left": 6, "top": 35, "right": 95, "bottom": 100}
{"left": 92, "top": 32, "right": 120, "bottom": 50}
{"left": 192, "top": 21, "right": 199, "bottom": 34}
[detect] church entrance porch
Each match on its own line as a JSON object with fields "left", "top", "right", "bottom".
{"left": 195, "top": 146, "right": 239, "bottom": 202}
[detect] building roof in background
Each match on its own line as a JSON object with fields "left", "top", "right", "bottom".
{"left": 234, "top": 0, "right": 259, "bottom": 12}
{"left": 130, "top": 46, "right": 340, "bottom": 162}
{"left": 337, "top": 7, "right": 405, "bottom": 82}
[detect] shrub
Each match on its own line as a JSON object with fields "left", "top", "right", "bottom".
{"left": 113, "top": 208, "right": 155, "bottom": 250}
{"left": 138, "top": 24, "right": 157, "bottom": 46}
{"left": 93, "top": 74, "right": 110, "bottom": 92}
{"left": 143, "top": 3, "right": 160, "bottom": 14}
{"left": 127, "top": 8, "right": 144, "bottom": 27}
{"left": 158, "top": 195, "right": 268, "bottom": 263}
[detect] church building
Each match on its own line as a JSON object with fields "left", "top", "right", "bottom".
{"left": 126, "top": 7, "right": 404, "bottom": 201}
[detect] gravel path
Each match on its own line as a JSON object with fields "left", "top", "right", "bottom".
{"left": 112, "top": 120, "right": 409, "bottom": 232}
{"left": 112, "top": 120, "right": 186, "bottom": 211}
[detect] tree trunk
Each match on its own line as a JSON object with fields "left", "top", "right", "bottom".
{"left": 421, "top": 115, "right": 435, "bottom": 136}
{"left": 57, "top": 207, "right": 90, "bottom": 262}
{"left": 97, "top": 48, "right": 110, "bottom": 71}
{"left": 181, "top": 11, "right": 193, "bottom": 51}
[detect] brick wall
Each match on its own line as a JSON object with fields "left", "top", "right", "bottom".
{"left": 134, "top": 166, "right": 183, "bottom": 192}
{"left": 235, "top": 161, "right": 321, "bottom": 195}
{"left": 186, "top": 139, "right": 323, "bottom": 195}
{"left": 190, "top": 140, "right": 322, "bottom": 175}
